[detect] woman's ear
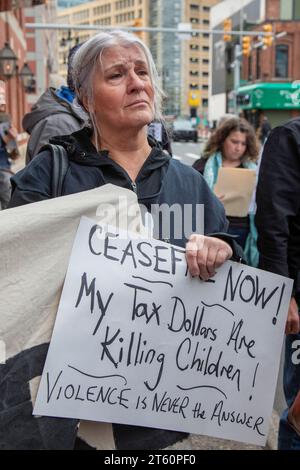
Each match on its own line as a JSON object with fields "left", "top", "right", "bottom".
{"left": 81, "top": 94, "right": 90, "bottom": 113}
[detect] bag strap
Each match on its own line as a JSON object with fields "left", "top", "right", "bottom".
{"left": 45, "top": 144, "right": 69, "bottom": 198}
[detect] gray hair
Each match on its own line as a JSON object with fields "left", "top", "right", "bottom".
{"left": 71, "top": 30, "right": 164, "bottom": 147}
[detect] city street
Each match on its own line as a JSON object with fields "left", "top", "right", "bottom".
{"left": 171, "top": 140, "right": 205, "bottom": 165}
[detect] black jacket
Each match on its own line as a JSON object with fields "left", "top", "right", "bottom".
{"left": 256, "top": 118, "right": 300, "bottom": 299}
{"left": 22, "top": 88, "right": 87, "bottom": 164}
{"left": 10, "top": 127, "right": 244, "bottom": 257}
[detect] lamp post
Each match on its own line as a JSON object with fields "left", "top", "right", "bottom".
{"left": 60, "top": 30, "right": 79, "bottom": 64}
{"left": 19, "top": 63, "right": 35, "bottom": 93}
{"left": 0, "top": 42, "right": 18, "bottom": 78}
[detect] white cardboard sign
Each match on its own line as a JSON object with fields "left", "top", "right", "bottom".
{"left": 34, "top": 216, "right": 292, "bottom": 446}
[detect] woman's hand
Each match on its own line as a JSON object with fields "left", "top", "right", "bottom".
{"left": 215, "top": 192, "right": 225, "bottom": 202}
{"left": 285, "top": 297, "right": 300, "bottom": 335}
{"left": 185, "top": 234, "right": 233, "bottom": 281}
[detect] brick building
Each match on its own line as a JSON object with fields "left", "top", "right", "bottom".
{"left": 239, "top": 0, "right": 300, "bottom": 127}
{"left": 210, "top": 0, "right": 300, "bottom": 128}
{"left": 0, "top": 7, "right": 29, "bottom": 131}
{"left": 0, "top": 0, "right": 57, "bottom": 152}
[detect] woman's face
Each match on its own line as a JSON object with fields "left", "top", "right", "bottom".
{"left": 89, "top": 44, "right": 155, "bottom": 132}
{"left": 222, "top": 131, "right": 247, "bottom": 162}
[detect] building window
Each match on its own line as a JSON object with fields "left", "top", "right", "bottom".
{"left": 203, "top": 6, "right": 210, "bottom": 12}
{"left": 202, "top": 19, "right": 210, "bottom": 25}
{"left": 190, "top": 58, "right": 199, "bottom": 63}
{"left": 202, "top": 33, "right": 209, "bottom": 38}
{"left": 202, "top": 71, "right": 209, "bottom": 76}
{"left": 202, "top": 98, "right": 209, "bottom": 107}
{"left": 275, "top": 45, "right": 289, "bottom": 78}
{"left": 190, "top": 44, "right": 199, "bottom": 50}
{"left": 190, "top": 4, "right": 199, "bottom": 10}
{"left": 202, "top": 59, "right": 209, "bottom": 64}
{"left": 202, "top": 84, "right": 209, "bottom": 89}
{"left": 295, "top": 0, "right": 300, "bottom": 19}
{"left": 202, "top": 46, "right": 209, "bottom": 51}
{"left": 280, "top": 0, "right": 300, "bottom": 19}
{"left": 190, "top": 70, "right": 199, "bottom": 76}
{"left": 191, "top": 18, "right": 200, "bottom": 23}
{"left": 190, "top": 83, "right": 199, "bottom": 89}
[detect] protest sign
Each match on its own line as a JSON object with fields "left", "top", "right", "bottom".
{"left": 34, "top": 216, "right": 292, "bottom": 446}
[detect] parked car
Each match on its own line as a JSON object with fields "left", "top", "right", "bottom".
{"left": 171, "top": 119, "right": 198, "bottom": 142}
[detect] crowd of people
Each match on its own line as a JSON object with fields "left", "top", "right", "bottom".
{"left": 0, "top": 29, "right": 299, "bottom": 450}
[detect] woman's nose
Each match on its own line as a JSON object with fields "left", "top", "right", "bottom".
{"left": 127, "top": 72, "right": 144, "bottom": 93}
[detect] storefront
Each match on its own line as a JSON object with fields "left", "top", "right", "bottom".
{"left": 237, "top": 82, "right": 300, "bottom": 129}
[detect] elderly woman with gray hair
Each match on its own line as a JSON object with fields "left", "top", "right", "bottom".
{"left": 8, "top": 31, "right": 243, "bottom": 449}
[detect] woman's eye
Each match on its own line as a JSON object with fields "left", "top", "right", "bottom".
{"left": 109, "top": 73, "right": 122, "bottom": 79}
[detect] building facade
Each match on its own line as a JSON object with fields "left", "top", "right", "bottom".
{"left": 0, "top": 8, "right": 27, "bottom": 131}
{"left": 58, "top": 0, "right": 87, "bottom": 7}
{"left": 180, "top": 0, "right": 219, "bottom": 119}
{"left": 57, "top": 0, "right": 149, "bottom": 80}
{"left": 25, "top": 0, "right": 59, "bottom": 105}
{"left": 0, "top": 0, "right": 57, "bottom": 153}
{"left": 149, "top": 0, "right": 219, "bottom": 118}
{"left": 210, "top": 0, "right": 300, "bottom": 127}
{"left": 57, "top": 0, "right": 220, "bottom": 119}
{"left": 148, "top": 0, "right": 182, "bottom": 116}
{"left": 239, "top": 0, "right": 300, "bottom": 127}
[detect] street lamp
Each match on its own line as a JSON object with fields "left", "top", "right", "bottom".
{"left": 60, "top": 30, "right": 79, "bottom": 49}
{"left": 60, "top": 30, "right": 79, "bottom": 64}
{"left": 0, "top": 42, "right": 18, "bottom": 78}
{"left": 19, "top": 63, "right": 35, "bottom": 93}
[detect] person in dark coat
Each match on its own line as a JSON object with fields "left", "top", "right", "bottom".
{"left": 7, "top": 30, "right": 244, "bottom": 450}
{"left": 256, "top": 117, "right": 300, "bottom": 450}
{"left": 192, "top": 117, "right": 259, "bottom": 266}
{"left": 0, "top": 104, "right": 19, "bottom": 209}
{"left": 257, "top": 115, "right": 271, "bottom": 144}
{"left": 22, "top": 44, "right": 87, "bottom": 164}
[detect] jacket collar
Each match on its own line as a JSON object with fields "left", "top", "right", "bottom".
{"left": 49, "top": 126, "right": 171, "bottom": 169}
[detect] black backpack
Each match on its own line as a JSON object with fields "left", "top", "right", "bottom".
{"left": 42, "top": 144, "right": 69, "bottom": 197}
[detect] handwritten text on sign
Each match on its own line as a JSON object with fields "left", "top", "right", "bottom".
{"left": 34, "top": 217, "right": 292, "bottom": 446}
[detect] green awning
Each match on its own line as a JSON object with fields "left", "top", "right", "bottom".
{"left": 237, "top": 82, "right": 300, "bottom": 110}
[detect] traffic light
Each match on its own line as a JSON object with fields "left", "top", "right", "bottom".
{"left": 133, "top": 18, "right": 142, "bottom": 37}
{"left": 263, "top": 23, "right": 273, "bottom": 47}
{"left": 223, "top": 18, "right": 232, "bottom": 42}
{"left": 242, "top": 36, "right": 251, "bottom": 56}
{"left": 133, "top": 18, "right": 142, "bottom": 28}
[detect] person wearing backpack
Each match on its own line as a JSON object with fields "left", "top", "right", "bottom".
{"left": 7, "top": 30, "right": 245, "bottom": 450}
{"left": 256, "top": 118, "right": 300, "bottom": 450}
{"left": 0, "top": 104, "right": 19, "bottom": 210}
